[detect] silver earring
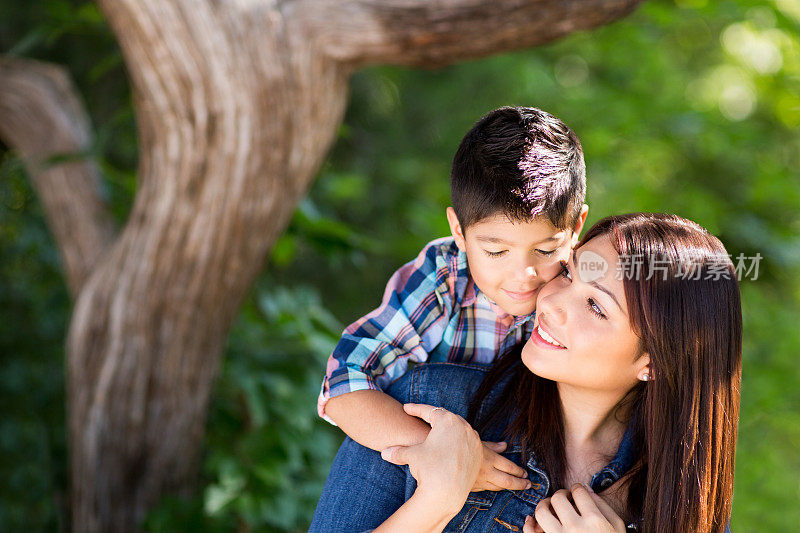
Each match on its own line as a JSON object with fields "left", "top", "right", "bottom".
{"left": 642, "top": 373, "right": 650, "bottom": 382}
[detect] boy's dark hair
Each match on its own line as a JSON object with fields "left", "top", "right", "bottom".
{"left": 450, "top": 106, "right": 586, "bottom": 231}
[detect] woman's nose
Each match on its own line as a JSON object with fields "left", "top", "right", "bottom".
{"left": 537, "top": 290, "right": 567, "bottom": 324}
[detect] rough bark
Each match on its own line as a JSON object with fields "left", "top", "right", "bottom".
{"left": 66, "top": 1, "right": 352, "bottom": 529}
{"left": 298, "top": 0, "right": 643, "bottom": 68}
{"left": 0, "top": 58, "right": 115, "bottom": 296}
{"left": 0, "top": 0, "right": 644, "bottom": 531}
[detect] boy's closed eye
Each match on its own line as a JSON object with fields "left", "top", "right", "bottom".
{"left": 483, "top": 248, "right": 558, "bottom": 258}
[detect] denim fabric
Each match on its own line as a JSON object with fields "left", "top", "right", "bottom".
{"left": 310, "top": 362, "right": 638, "bottom": 532}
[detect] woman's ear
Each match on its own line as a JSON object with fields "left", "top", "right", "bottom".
{"left": 446, "top": 207, "right": 467, "bottom": 251}
{"left": 636, "top": 353, "right": 652, "bottom": 382}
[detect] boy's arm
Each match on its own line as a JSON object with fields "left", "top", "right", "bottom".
{"left": 324, "top": 390, "right": 430, "bottom": 450}
{"left": 319, "top": 240, "right": 453, "bottom": 442}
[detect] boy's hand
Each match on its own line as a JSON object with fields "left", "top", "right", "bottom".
{"left": 471, "top": 441, "right": 531, "bottom": 492}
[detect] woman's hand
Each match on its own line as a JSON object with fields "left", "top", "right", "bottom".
{"left": 523, "top": 483, "right": 627, "bottom": 533}
{"left": 380, "top": 403, "right": 483, "bottom": 514}
{"left": 472, "top": 441, "right": 532, "bottom": 492}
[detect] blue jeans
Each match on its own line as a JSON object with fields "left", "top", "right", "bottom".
{"left": 309, "top": 436, "right": 413, "bottom": 532}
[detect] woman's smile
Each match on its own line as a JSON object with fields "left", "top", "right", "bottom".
{"left": 521, "top": 235, "right": 649, "bottom": 394}
{"left": 531, "top": 319, "right": 566, "bottom": 349}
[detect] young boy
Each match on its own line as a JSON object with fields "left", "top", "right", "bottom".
{"left": 318, "top": 106, "right": 589, "bottom": 492}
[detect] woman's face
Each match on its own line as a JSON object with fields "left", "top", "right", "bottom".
{"left": 521, "top": 235, "right": 650, "bottom": 394}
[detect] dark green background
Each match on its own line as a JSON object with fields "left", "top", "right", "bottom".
{"left": 1, "top": 0, "right": 798, "bottom": 530}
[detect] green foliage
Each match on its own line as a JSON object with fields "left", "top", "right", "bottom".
{"left": 735, "top": 284, "right": 800, "bottom": 532}
{"left": 1, "top": 0, "right": 799, "bottom": 531}
{"left": 0, "top": 153, "right": 68, "bottom": 531}
{"left": 144, "top": 280, "right": 343, "bottom": 532}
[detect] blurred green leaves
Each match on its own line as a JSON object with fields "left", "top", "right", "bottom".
{"left": 0, "top": 153, "right": 68, "bottom": 531}
{"left": 144, "top": 281, "right": 343, "bottom": 532}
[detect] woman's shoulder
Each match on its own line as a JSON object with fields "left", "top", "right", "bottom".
{"left": 385, "top": 362, "right": 490, "bottom": 418}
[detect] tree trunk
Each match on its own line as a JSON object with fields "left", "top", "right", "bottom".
{"left": 0, "top": 58, "right": 115, "bottom": 296}
{"left": 66, "top": 2, "right": 351, "bottom": 528}
{"left": 1, "top": 0, "right": 644, "bottom": 530}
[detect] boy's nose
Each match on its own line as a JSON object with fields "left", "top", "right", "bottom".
{"left": 513, "top": 265, "right": 537, "bottom": 281}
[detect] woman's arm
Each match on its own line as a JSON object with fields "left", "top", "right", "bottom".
{"left": 373, "top": 403, "right": 484, "bottom": 532}
{"left": 372, "top": 491, "right": 461, "bottom": 533}
{"left": 309, "top": 403, "right": 483, "bottom": 533}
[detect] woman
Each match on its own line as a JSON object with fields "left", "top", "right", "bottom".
{"left": 310, "top": 213, "right": 741, "bottom": 533}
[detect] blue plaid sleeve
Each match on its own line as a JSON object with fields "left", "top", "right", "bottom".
{"left": 317, "top": 239, "right": 455, "bottom": 422}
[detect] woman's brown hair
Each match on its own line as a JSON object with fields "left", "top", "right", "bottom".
{"left": 468, "top": 213, "right": 742, "bottom": 533}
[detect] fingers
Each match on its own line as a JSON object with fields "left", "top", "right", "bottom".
{"left": 569, "top": 483, "right": 598, "bottom": 516}
{"left": 534, "top": 498, "right": 563, "bottom": 532}
{"left": 524, "top": 515, "right": 546, "bottom": 533}
{"left": 478, "top": 441, "right": 530, "bottom": 491}
{"left": 402, "top": 403, "right": 480, "bottom": 449}
{"left": 380, "top": 445, "right": 408, "bottom": 465}
{"left": 527, "top": 485, "right": 625, "bottom": 533}
{"left": 586, "top": 488, "right": 627, "bottom": 530}
{"left": 402, "top": 403, "right": 452, "bottom": 425}
{"left": 487, "top": 469, "right": 532, "bottom": 491}
{"left": 481, "top": 441, "right": 531, "bottom": 490}
{"left": 568, "top": 483, "right": 626, "bottom": 531}
{"left": 472, "top": 479, "right": 502, "bottom": 492}
{"left": 485, "top": 447, "right": 528, "bottom": 479}
{"left": 549, "top": 489, "right": 579, "bottom": 526}
{"left": 482, "top": 440, "right": 507, "bottom": 453}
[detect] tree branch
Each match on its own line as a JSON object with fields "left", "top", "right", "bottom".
{"left": 0, "top": 57, "right": 116, "bottom": 297}
{"left": 291, "top": 0, "right": 644, "bottom": 69}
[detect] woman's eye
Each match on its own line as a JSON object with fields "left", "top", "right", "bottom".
{"left": 559, "top": 261, "right": 572, "bottom": 280}
{"left": 587, "top": 298, "right": 607, "bottom": 319}
{"left": 536, "top": 249, "right": 557, "bottom": 256}
{"left": 484, "top": 250, "right": 507, "bottom": 258}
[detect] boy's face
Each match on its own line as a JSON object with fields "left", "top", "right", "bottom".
{"left": 447, "top": 205, "right": 589, "bottom": 317}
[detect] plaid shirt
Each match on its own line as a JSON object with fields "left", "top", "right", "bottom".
{"left": 318, "top": 237, "right": 536, "bottom": 423}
